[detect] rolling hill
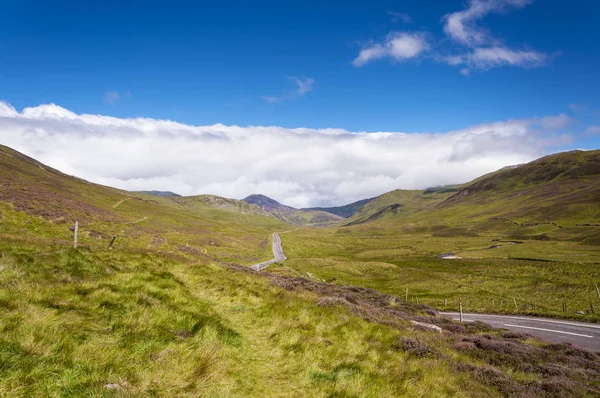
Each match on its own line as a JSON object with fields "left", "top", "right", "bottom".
{"left": 0, "top": 144, "right": 285, "bottom": 264}
{"left": 341, "top": 188, "right": 459, "bottom": 226}
{"left": 437, "top": 150, "right": 600, "bottom": 222}
{"left": 337, "top": 150, "right": 600, "bottom": 243}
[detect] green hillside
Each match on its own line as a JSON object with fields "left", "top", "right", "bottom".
{"left": 334, "top": 151, "right": 600, "bottom": 244}
{"left": 0, "top": 144, "right": 284, "bottom": 265}
{"left": 342, "top": 188, "right": 458, "bottom": 226}
{"left": 438, "top": 150, "right": 600, "bottom": 223}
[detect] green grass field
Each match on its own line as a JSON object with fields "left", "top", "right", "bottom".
{"left": 277, "top": 227, "right": 600, "bottom": 322}
{"left": 0, "top": 238, "right": 503, "bottom": 397}
{"left": 3, "top": 238, "right": 600, "bottom": 397}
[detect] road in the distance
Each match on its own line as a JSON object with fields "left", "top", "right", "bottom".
{"left": 251, "top": 233, "right": 286, "bottom": 271}
{"left": 441, "top": 312, "right": 600, "bottom": 351}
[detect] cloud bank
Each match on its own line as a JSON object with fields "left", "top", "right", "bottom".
{"left": 0, "top": 102, "right": 571, "bottom": 208}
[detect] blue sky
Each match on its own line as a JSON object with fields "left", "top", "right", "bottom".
{"left": 1, "top": 0, "right": 599, "bottom": 132}
{"left": 0, "top": 0, "right": 599, "bottom": 206}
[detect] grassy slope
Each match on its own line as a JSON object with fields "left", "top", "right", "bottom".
{"left": 434, "top": 150, "right": 600, "bottom": 223}
{"left": 338, "top": 150, "right": 600, "bottom": 244}
{"left": 0, "top": 144, "right": 285, "bottom": 265}
{"left": 3, "top": 238, "right": 600, "bottom": 397}
{"left": 343, "top": 188, "right": 458, "bottom": 226}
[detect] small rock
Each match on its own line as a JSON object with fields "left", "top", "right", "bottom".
{"left": 105, "top": 383, "right": 120, "bottom": 390}
{"left": 411, "top": 320, "right": 443, "bottom": 333}
{"left": 575, "top": 311, "right": 585, "bottom": 315}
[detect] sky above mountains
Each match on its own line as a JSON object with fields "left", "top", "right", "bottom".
{"left": 1, "top": 0, "right": 599, "bottom": 207}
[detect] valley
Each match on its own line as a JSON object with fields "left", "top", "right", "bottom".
{"left": 1, "top": 144, "right": 600, "bottom": 396}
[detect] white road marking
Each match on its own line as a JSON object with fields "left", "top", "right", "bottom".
{"left": 441, "top": 312, "right": 600, "bottom": 330}
{"left": 503, "top": 324, "right": 594, "bottom": 338}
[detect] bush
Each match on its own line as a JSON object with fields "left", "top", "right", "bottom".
{"left": 394, "top": 337, "right": 437, "bottom": 358}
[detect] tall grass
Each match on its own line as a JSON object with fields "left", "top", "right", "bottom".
{"left": 0, "top": 241, "right": 502, "bottom": 397}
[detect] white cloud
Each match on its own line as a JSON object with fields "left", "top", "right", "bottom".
{"left": 0, "top": 102, "right": 573, "bottom": 208}
{"left": 105, "top": 91, "right": 120, "bottom": 104}
{"left": 443, "top": 0, "right": 532, "bottom": 47}
{"left": 263, "top": 76, "right": 315, "bottom": 103}
{"left": 352, "top": 32, "right": 429, "bottom": 67}
{"left": 465, "top": 46, "right": 547, "bottom": 70}
{"left": 354, "top": 1, "right": 550, "bottom": 74}
{"left": 440, "top": 0, "right": 549, "bottom": 73}
{"left": 387, "top": 11, "right": 412, "bottom": 24}
{"left": 289, "top": 76, "right": 315, "bottom": 95}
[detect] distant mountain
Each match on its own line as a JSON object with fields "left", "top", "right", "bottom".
{"left": 243, "top": 194, "right": 294, "bottom": 212}
{"left": 304, "top": 197, "right": 374, "bottom": 218}
{"left": 242, "top": 194, "right": 343, "bottom": 226}
{"left": 137, "top": 190, "right": 181, "bottom": 197}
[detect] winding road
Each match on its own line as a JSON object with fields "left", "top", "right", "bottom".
{"left": 251, "top": 233, "right": 286, "bottom": 271}
{"left": 441, "top": 312, "right": 600, "bottom": 351}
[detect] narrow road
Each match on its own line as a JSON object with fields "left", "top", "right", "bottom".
{"left": 251, "top": 233, "right": 286, "bottom": 271}
{"left": 441, "top": 312, "right": 600, "bottom": 351}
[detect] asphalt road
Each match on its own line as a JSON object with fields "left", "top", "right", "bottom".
{"left": 251, "top": 233, "right": 286, "bottom": 271}
{"left": 441, "top": 312, "right": 600, "bottom": 351}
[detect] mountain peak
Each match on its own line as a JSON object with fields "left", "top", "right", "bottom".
{"left": 242, "top": 194, "right": 294, "bottom": 211}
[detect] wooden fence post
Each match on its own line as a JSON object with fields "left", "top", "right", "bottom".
{"left": 73, "top": 221, "right": 78, "bottom": 249}
{"left": 459, "top": 297, "right": 463, "bottom": 323}
{"left": 108, "top": 235, "right": 117, "bottom": 250}
{"left": 596, "top": 284, "right": 600, "bottom": 302}
{"left": 513, "top": 297, "right": 518, "bottom": 309}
